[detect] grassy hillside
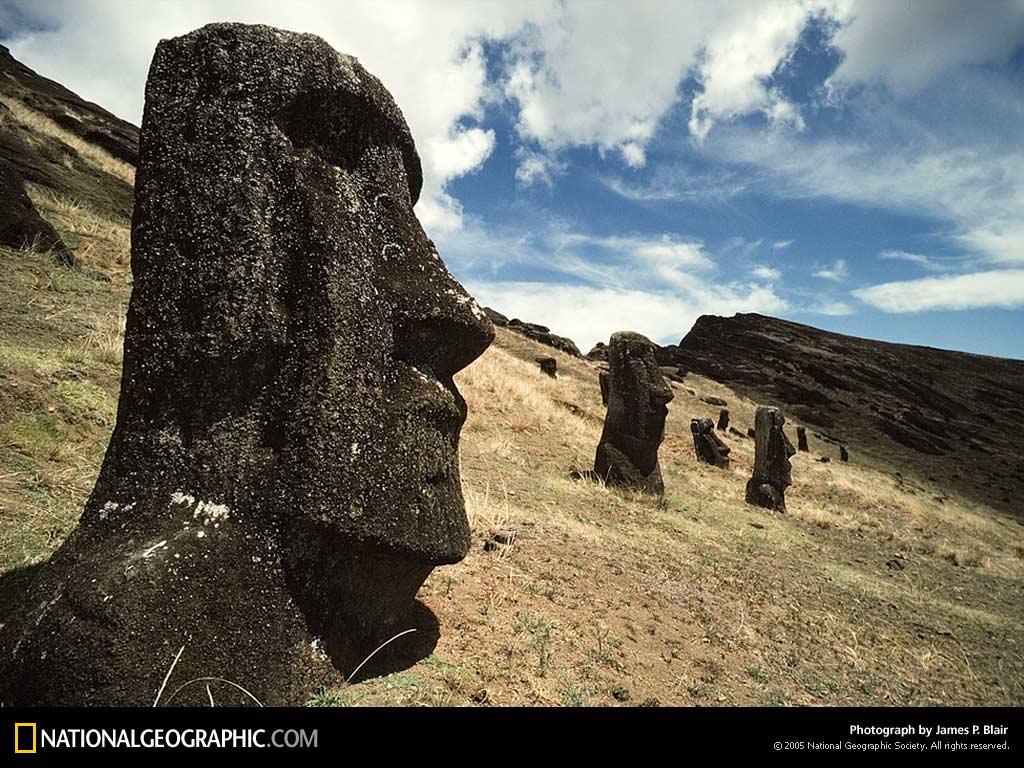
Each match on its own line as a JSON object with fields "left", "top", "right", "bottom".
{"left": 1, "top": 94, "right": 1022, "bottom": 707}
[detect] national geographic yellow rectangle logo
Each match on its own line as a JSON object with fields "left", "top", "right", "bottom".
{"left": 14, "top": 723, "right": 37, "bottom": 754}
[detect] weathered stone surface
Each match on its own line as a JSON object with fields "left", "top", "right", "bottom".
{"left": 506, "top": 318, "right": 581, "bottom": 356}
{"left": 0, "top": 158, "right": 73, "bottom": 264}
{"left": 796, "top": 425, "right": 809, "bottom": 452}
{"left": 840, "top": 445, "right": 849, "bottom": 462}
{"left": 701, "top": 396, "right": 728, "bottom": 407}
{"left": 729, "top": 426, "right": 748, "bottom": 439}
{"left": 0, "top": 23, "right": 493, "bottom": 706}
{"left": 745, "top": 406, "right": 796, "bottom": 511}
{"left": 599, "top": 370, "right": 610, "bottom": 405}
{"left": 717, "top": 408, "right": 729, "bottom": 431}
{"left": 594, "top": 332, "right": 673, "bottom": 494}
{"left": 482, "top": 306, "right": 508, "bottom": 327}
{"left": 586, "top": 342, "right": 608, "bottom": 361}
{"left": 691, "top": 417, "right": 731, "bottom": 469}
{"left": 484, "top": 529, "right": 516, "bottom": 552}
{"left": 536, "top": 356, "right": 557, "bottom": 378}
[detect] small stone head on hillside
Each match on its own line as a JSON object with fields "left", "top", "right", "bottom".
{"left": 594, "top": 331, "right": 674, "bottom": 494}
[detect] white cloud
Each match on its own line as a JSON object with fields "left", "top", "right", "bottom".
{"left": 514, "top": 148, "right": 564, "bottom": 188}
{"left": 877, "top": 249, "right": 949, "bottom": 272}
{"left": 466, "top": 280, "right": 788, "bottom": 352}
{"left": 439, "top": 217, "right": 788, "bottom": 350}
{"left": 813, "top": 259, "right": 848, "bottom": 281}
{"left": 772, "top": 239, "right": 794, "bottom": 250}
{"left": 598, "top": 166, "right": 752, "bottom": 204}
{"left": 1, "top": 0, "right": 548, "bottom": 234}
{"left": 620, "top": 142, "right": 646, "bottom": 168}
{"left": 828, "top": 0, "right": 1024, "bottom": 94}
{"left": 852, "top": 269, "right": 1024, "bottom": 313}
{"left": 807, "top": 299, "right": 854, "bottom": 316}
{"left": 752, "top": 265, "right": 782, "bottom": 281}
{"left": 714, "top": 129, "right": 1024, "bottom": 267}
{"left": 688, "top": 0, "right": 813, "bottom": 140}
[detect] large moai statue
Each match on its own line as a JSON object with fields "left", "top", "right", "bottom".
{"left": 691, "top": 417, "right": 731, "bottom": 469}
{"left": 0, "top": 24, "right": 493, "bottom": 706}
{"left": 745, "top": 406, "right": 796, "bottom": 511}
{"left": 594, "top": 332, "right": 673, "bottom": 494}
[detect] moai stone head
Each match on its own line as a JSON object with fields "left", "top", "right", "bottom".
{"left": 594, "top": 332, "right": 674, "bottom": 494}
{"left": 690, "top": 417, "right": 731, "bottom": 469}
{"left": 745, "top": 406, "right": 797, "bottom": 511}
{"left": 0, "top": 23, "right": 493, "bottom": 705}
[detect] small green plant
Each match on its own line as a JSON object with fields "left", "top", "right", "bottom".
{"left": 748, "top": 665, "right": 770, "bottom": 683}
{"left": 305, "top": 686, "right": 364, "bottom": 707}
{"left": 514, "top": 612, "right": 559, "bottom": 676}
{"left": 590, "top": 623, "right": 625, "bottom": 671}
{"left": 559, "top": 678, "right": 593, "bottom": 707}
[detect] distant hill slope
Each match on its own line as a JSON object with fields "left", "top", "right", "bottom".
{"left": 0, "top": 44, "right": 136, "bottom": 225}
{"left": 665, "top": 313, "right": 1024, "bottom": 517}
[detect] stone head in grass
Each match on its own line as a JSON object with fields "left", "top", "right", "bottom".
{"left": 594, "top": 331, "right": 674, "bottom": 495}
{"left": 0, "top": 22, "right": 493, "bottom": 706}
{"left": 745, "top": 405, "right": 796, "bottom": 512}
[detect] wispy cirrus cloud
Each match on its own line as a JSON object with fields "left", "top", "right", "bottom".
{"left": 852, "top": 269, "right": 1024, "bottom": 313}
{"left": 813, "top": 259, "right": 849, "bottom": 282}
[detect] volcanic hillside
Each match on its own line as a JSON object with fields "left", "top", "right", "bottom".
{"left": 664, "top": 313, "right": 1024, "bottom": 519}
{"left": 1, "top": 47, "right": 1022, "bottom": 707}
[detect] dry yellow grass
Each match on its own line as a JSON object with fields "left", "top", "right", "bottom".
{"left": 27, "top": 186, "right": 131, "bottom": 274}
{"left": 0, "top": 96, "right": 135, "bottom": 185}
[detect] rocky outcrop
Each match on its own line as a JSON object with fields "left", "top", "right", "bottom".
{"left": 0, "top": 23, "right": 492, "bottom": 706}
{"left": 0, "top": 158, "right": 72, "bottom": 264}
{"left": 586, "top": 342, "right": 608, "bottom": 361}
{"left": 482, "top": 307, "right": 581, "bottom": 356}
{"left": 691, "top": 417, "right": 730, "bottom": 469}
{"left": 666, "top": 312, "right": 1024, "bottom": 517}
{"left": 0, "top": 47, "right": 136, "bottom": 221}
{"left": 594, "top": 332, "right": 673, "bottom": 494}
{"left": 745, "top": 406, "right": 796, "bottom": 512}
{"left": 0, "top": 43, "right": 139, "bottom": 165}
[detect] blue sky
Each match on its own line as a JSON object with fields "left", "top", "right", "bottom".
{"left": 3, "top": 1, "right": 1023, "bottom": 357}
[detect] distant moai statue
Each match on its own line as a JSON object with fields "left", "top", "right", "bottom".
{"left": 796, "top": 425, "right": 809, "bottom": 452}
{"left": 691, "top": 417, "right": 731, "bottom": 469}
{"left": 594, "top": 332, "right": 673, "bottom": 494}
{"left": 717, "top": 409, "right": 729, "bottom": 431}
{"left": 536, "top": 356, "right": 557, "bottom": 378}
{"left": 599, "top": 370, "right": 610, "bottom": 405}
{"left": 745, "top": 406, "right": 796, "bottom": 511}
{"left": 840, "top": 445, "right": 849, "bottom": 462}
